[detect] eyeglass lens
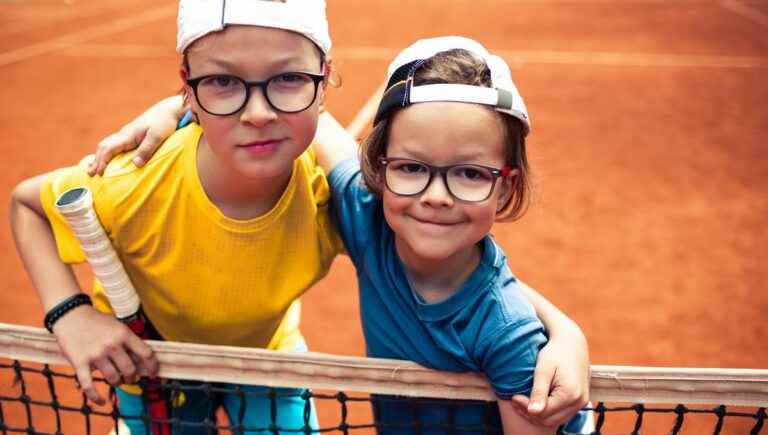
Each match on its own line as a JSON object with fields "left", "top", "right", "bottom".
{"left": 195, "top": 73, "right": 320, "bottom": 115}
{"left": 384, "top": 159, "right": 499, "bottom": 202}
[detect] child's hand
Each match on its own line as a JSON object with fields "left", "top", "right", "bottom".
{"left": 88, "top": 95, "right": 185, "bottom": 176}
{"left": 511, "top": 327, "right": 590, "bottom": 427}
{"left": 52, "top": 305, "right": 158, "bottom": 405}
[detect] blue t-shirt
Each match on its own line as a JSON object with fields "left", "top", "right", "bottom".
{"left": 329, "top": 159, "right": 590, "bottom": 434}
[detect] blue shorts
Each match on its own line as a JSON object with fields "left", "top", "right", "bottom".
{"left": 116, "top": 344, "right": 318, "bottom": 434}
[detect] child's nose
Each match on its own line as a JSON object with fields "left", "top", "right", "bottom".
{"left": 240, "top": 88, "right": 278, "bottom": 125}
{"left": 419, "top": 174, "right": 454, "bottom": 207}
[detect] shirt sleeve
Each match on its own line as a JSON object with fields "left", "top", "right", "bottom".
{"left": 477, "top": 317, "right": 548, "bottom": 400}
{"left": 327, "top": 158, "right": 380, "bottom": 262}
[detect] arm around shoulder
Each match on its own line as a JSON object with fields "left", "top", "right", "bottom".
{"left": 314, "top": 111, "right": 358, "bottom": 173}
{"left": 89, "top": 95, "right": 187, "bottom": 176}
{"left": 513, "top": 281, "right": 590, "bottom": 427}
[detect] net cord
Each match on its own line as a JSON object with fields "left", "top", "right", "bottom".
{"left": 2, "top": 322, "right": 766, "bottom": 407}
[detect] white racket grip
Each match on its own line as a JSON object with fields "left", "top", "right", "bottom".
{"left": 55, "top": 187, "right": 140, "bottom": 319}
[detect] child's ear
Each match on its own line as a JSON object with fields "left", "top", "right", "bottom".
{"left": 179, "top": 68, "right": 194, "bottom": 105}
{"left": 497, "top": 169, "right": 518, "bottom": 212}
{"left": 318, "top": 59, "right": 333, "bottom": 112}
{"left": 179, "top": 67, "right": 189, "bottom": 83}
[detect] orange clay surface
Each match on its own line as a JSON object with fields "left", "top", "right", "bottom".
{"left": 0, "top": 1, "right": 766, "bottom": 434}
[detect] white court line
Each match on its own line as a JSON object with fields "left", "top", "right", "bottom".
{"left": 497, "top": 49, "right": 768, "bottom": 68}
{"left": 718, "top": 0, "right": 768, "bottom": 28}
{"left": 332, "top": 47, "right": 768, "bottom": 69}
{"left": 0, "top": 4, "right": 176, "bottom": 67}
{"left": 57, "top": 43, "right": 174, "bottom": 58}
{"left": 0, "top": 0, "right": 134, "bottom": 37}
{"left": 35, "top": 42, "right": 768, "bottom": 69}
{"left": 345, "top": 81, "right": 386, "bottom": 139}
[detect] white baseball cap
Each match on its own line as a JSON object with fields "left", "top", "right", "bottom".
{"left": 176, "top": 0, "right": 332, "bottom": 55}
{"left": 374, "top": 36, "right": 530, "bottom": 136}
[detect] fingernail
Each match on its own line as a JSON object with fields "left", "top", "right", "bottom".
{"left": 132, "top": 157, "right": 144, "bottom": 166}
{"left": 529, "top": 401, "right": 544, "bottom": 412}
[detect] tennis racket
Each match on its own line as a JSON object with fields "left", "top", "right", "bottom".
{"left": 56, "top": 187, "right": 170, "bottom": 435}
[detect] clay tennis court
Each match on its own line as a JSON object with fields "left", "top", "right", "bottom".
{"left": 1, "top": 0, "right": 766, "bottom": 433}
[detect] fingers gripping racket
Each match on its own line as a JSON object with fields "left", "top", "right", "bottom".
{"left": 56, "top": 187, "right": 170, "bottom": 435}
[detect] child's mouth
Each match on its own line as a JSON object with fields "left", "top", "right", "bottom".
{"left": 238, "top": 140, "right": 281, "bottom": 155}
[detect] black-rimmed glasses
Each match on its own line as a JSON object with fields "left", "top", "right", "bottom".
{"left": 186, "top": 71, "right": 325, "bottom": 116}
{"left": 378, "top": 157, "right": 512, "bottom": 202}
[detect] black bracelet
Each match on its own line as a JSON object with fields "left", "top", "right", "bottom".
{"left": 44, "top": 293, "right": 93, "bottom": 333}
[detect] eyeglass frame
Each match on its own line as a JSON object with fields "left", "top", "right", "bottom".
{"left": 377, "top": 156, "right": 513, "bottom": 203}
{"left": 185, "top": 70, "right": 326, "bottom": 116}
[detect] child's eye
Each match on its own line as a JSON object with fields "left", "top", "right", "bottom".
{"left": 272, "top": 73, "right": 312, "bottom": 87}
{"left": 200, "top": 75, "right": 240, "bottom": 90}
{"left": 397, "top": 163, "right": 428, "bottom": 174}
{"left": 452, "top": 166, "right": 493, "bottom": 182}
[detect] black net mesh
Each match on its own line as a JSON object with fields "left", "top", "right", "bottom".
{"left": 2, "top": 359, "right": 766, "bottom": 435}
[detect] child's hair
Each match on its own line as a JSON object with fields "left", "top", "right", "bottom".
{"left": 360, "top": 48, "right": 531, "bottom": 222}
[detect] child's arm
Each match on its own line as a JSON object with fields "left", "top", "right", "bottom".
{"left": 86, "top": 97, "right": 357, "bottom": 176}
{"left": 513, "top": 282, "right": 590, "bottom": 427}
{"left": 10, "top": 175, "right": 158, "bottom": 404}
{"left": 88, "top": 95, "right": 186, "bottom": 176}
{"left": 498, "top": 401, "right": 556, "bottom": 435}
{"left": 314, "top": 111, "right": 358, "bottom": 173}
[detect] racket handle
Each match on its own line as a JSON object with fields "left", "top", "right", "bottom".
{"left": 55, "top": 187, "right": 140, "bottom": 319}
{"left": 56, "top": 188, "right": 171, "bottom": 435}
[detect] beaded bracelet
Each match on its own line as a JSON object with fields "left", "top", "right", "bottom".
{"left": 44, "top": 293, "right": 93, "bottom": 333}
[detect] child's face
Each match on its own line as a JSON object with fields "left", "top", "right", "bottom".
{"left": 182, "top": 25, "right": 324, "bottom": 180}
{"left": 383, "top": 102, "right": 512, "bottom": 265}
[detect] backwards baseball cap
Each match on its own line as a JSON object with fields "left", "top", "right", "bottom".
{"left": 373, "top": 36, "right": 530, "bottom": 136}
{"left": 176, "top": 0, "right": 332, "bottom": 55}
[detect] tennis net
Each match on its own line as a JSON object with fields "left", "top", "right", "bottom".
{"left": 1, "top": 322, "right": 766, "bottom": 434}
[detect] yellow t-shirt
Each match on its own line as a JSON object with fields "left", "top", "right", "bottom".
{"left": 40, "top": 124, "right": 344, "bottom": 350}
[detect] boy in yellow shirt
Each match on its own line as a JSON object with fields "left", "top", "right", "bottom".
{"left": 11, "top": 0, "right": 341, "bottom": 432}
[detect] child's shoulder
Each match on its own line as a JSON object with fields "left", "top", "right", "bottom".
{"left": 478, "top": 238, "right": 540, "bottom": 320}
{"left": 100, "top": 124, "right": 201, "bottom": 178}
{"left": 295, "top": 144, "right": 335, "bottom": 205}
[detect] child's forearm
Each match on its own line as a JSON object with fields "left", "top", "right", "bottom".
{"left": 10, "top": 175, "right": 83, "bottom": 310}
{"left": 147, "top": 95, "right": 187, "bottom": 123}
{"left": 518, "top": 281, "right": 583, "bottom": 341}
{"left": 10, "top": 175, "right": 159, "bottom": 404}
{"left": 499, "top": 400, "right": 555, "bottom": 435}
{"left": 314, "top": 112, "right": 358, "bottom": 173}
